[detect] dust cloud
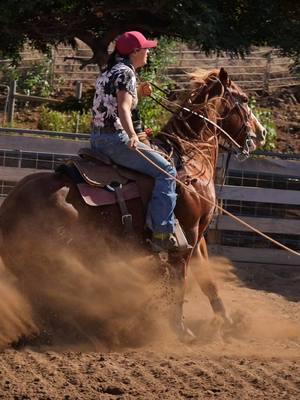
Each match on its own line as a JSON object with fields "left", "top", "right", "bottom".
{"left": 184, "top": 256, "right": 300, "bottom": 356}
{"left": 0, "top": 259, "right": 37, "bottom": 347}
{"left": 0, "top": 241, "right": 299, "bottom": 354}
{"left": 0, "top": 238, "right": 174, "bottom": 350}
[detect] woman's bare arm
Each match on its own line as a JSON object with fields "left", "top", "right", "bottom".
{"left": 117, "top": 90, "right": 139, "bottom": 149}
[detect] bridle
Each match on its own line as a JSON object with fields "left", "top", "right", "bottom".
{"left": 219, "top": 89, "right": 256, "bottom": 160}
{"left": 149, "top": 80, "right": 256, "bottom": 160}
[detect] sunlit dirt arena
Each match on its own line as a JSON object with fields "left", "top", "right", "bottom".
{"left": 0, "top": 255, "right": 299, "bottom": 400}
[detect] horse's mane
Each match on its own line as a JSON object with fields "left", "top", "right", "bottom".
{"left": 158, "top": 68, "right": 222, "bottom": 173}
{"left": 187, "top": 68, "right": 221, "bottom": 88}
{"left": 187, "top": 67, "right": 248, "bottom": 103}
{"left": 161, "top": 68, "right": 223, "bottom": 145}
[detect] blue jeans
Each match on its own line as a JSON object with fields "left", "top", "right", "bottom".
{"left": 90, "top": 128, "right": 177, "bottom": 233}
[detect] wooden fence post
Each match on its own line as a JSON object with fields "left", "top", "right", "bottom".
{"left": 49, "top": 47, "right": 56, "bottom": 88}
{"left": 75, "top": 81, "right": 83, "bottom": 133}
{"left": 263, "top": 51, "right": 272, "bottom": 92}
{"left": 178, "top": 45, "right": 183, "bottom": 67}
{"left": 75, "top": 80, "right": 83, "bottom": 100}
{"left": 7, "top": 80, "right": 16, "bottom": 125}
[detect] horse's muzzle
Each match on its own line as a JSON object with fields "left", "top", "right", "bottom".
{"left": 250, "top": 127, "right": 266, "bottom": 149}
{"left": 248, "top": 132, "right": 257, "bottom": 152}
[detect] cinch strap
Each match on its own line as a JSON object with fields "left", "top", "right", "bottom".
{"left": 114, "top": 185, "right": 133, "bottom": 234}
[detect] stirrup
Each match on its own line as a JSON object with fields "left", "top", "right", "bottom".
{"left": 173, "top": 220, "right": 193, "bottom": 253}
{"left": 150, "top": 233, "right": 178, "bottom": 253}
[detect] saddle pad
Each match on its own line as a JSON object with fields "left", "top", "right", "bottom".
{"left": 73, "top": 158, "right": 128, "bottom": 187}
{"left": 77, "top": 182, "right": 140, "bottom": 207}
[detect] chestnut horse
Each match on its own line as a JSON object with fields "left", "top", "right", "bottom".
{"left": 0, "top": 68, "right": 265, "bottom": 342}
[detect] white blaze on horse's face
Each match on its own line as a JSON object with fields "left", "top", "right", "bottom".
{"left": 247, "top": 106, "right": 267, "bottom": 148}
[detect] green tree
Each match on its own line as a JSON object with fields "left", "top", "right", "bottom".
{"left": 0, "top": 1, "right": 299, "bottom": 66}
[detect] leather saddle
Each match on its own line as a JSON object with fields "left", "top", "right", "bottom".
{"left": 75, "top": 148, "right": 132, "bottom": 187}
{"left": 62, "top": 147, "right": 154, "bottom": 206}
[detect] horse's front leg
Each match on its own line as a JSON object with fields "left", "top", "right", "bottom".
{"left": 167, "top": 252, "right": 196, "bottom": 342}
{"left": 189, "top": 234, "right": 231, "bottom": 325}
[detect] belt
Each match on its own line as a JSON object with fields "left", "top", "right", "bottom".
{"left": 92, "top": 125, "right": 123, "bottom": 135}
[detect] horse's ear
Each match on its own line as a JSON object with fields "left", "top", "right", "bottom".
{"left": 219, "top": 67, "right": 229, "bottom": 86}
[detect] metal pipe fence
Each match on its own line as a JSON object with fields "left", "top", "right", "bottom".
{"left": 0, "top": 133, "right": 298, "bottom": 266}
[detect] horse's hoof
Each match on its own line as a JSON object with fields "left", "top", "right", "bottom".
{"left": 223, "top": 315, "right": 234, "bottom": 328}
{"left": 180, "top": 326, "right": 197, "bottom": 344}
{"left": 209, "top": 314, "right": 234, "bottom": 341}
{"left": 220, "top": 311, "right": 248, "bottom": 340}
{"left": 172, "top": 321, "right": 197, "bottom": 344}
{"left": 221, "top": 318, "right": 235, "bottom": 341}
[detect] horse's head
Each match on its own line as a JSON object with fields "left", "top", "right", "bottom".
{"left": 217, "top": 68, "right": 266, "bottom": 154}
{"left": 188, "top": 68, "right": 266, "bottom": 156}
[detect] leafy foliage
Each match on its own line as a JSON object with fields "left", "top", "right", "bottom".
{"left": 249, "top": 98, "right": 277, "bottom": 151}
{"left": 0, "top": 0, "right": 298, "bottom": 66}
{"left": 138, "top": 37, "right": 178, "bottom": 133}
{"left": 38, "top": 106, "right": 91, "bottom": 133}
{"left": 0, "top": 59, "right": 53, "bottom": 97}
{"left": 49, "top": 90, "right": 95, "bottom": 113}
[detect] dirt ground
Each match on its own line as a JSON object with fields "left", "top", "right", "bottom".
{"left": 0, "top": 257, "right": 299, "bottom": 400}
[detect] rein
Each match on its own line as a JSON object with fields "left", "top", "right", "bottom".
{"left": 149, "top": 92, "right": 246, "bottom": 154}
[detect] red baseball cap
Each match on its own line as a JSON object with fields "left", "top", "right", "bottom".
{"left": 115, "top": 31, "right": 157, "bottom": 56}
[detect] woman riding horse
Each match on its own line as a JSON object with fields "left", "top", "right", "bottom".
{"left": 91, "top": 31, "right": 179, "bottom": 253}
{"left": 0, "top": 66, "right": 266, "bottom": 345}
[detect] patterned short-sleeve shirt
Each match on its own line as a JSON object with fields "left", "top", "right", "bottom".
{"left": 92, "top": 58, "right": 138, "bottom": 130}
